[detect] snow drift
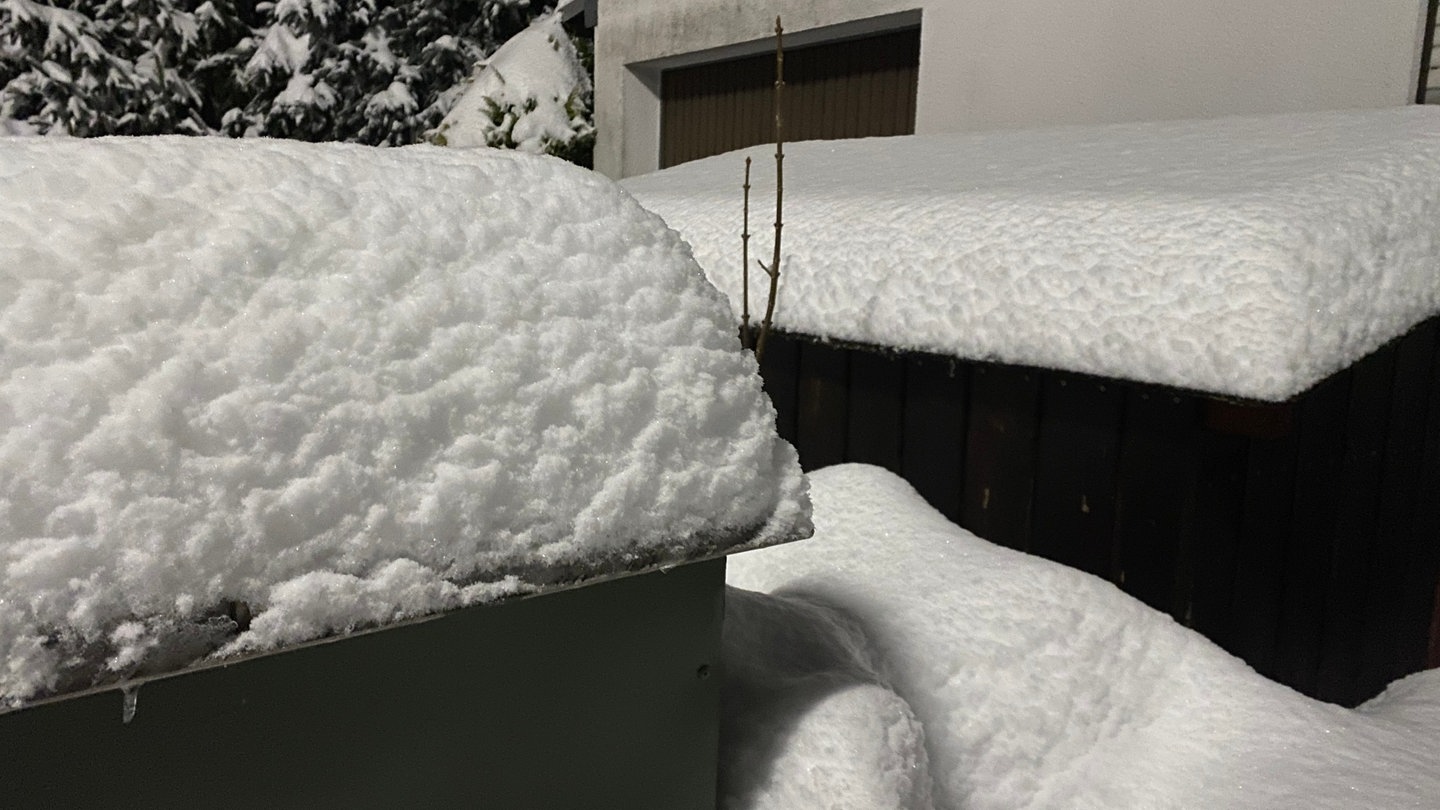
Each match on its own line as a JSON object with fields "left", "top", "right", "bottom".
{"left": 723, "top": 465, "right": 1440, "bottom": 809}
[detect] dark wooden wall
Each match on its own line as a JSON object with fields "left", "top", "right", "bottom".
{"left": 660, "top": 27, "right": 920, "bottom": 168}
{"left": 757, "top": 318, "right": 1440, "bottom": 707}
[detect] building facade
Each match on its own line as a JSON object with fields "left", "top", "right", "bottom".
{"left": 595, "top": 0, "right": 1433, "bottom": 179}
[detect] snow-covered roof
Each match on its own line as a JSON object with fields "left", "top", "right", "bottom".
{"left": 623, "top": 107, "right": 1440, "bottom": 401}
{"left": 725, "top": 464, "right": 1440, "bottom": 808}
{"left": 0, "top": 136, "right": 808, "bottom": 710}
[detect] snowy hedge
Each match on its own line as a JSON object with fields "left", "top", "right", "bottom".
{"left": 0, "top": 136, "right": 808, "bottom": 709}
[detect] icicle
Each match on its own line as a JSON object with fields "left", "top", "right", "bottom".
{"left": 121, "top": 684, "right": 139, "bottom": 725}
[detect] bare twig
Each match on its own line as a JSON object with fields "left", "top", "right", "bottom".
{"left": 741, "top": 156, "right": 753, "bottom": 349}
{"left": 754, "top": 16, "right": 784, "bottom": 364}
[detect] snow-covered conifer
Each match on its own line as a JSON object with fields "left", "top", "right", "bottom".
{"left": 432, "top": 10, "right": 593, "bottom": 166}
{"left": 0, "top": 0, "right": 250, "bottom": 135}
{"left": 222, "top": 0, "right": 532, "bottom": 145}
{"left": 2, "top": 0, "right": 536, "bottom": 145}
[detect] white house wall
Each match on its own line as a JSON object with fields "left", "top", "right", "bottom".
{"left": 595, "top": 0, "right": 1430, "bottom": 179}
{"left": 915, "top": 0, "right": 1426, "bottom": 136}
{"left": 596, "top": 0, "right": 919, "bottom": 178}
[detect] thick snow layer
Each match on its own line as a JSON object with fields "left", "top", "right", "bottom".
{"left": 723, "top": 465, "right": 1440, "bottom": 809}
{"left": 435, "top": 11, "right": 591, "bottom": 152}
{"left": 0, "top": 136, "right": 808, "bottom": 709}
{"left": 624, "top": 107, "right": 1440, "bottom": 401}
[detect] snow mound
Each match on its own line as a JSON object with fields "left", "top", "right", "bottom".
{"left": 624, "top": 107, "right": 1440, "bottom": 401}
{"left": 724, "top": 464, "right": 1440, "bottom": 809}
{"left": 721, "top": 587, "right": 933, "bottom": 810}
{"left": 435, "top": 10, "right": 592, "bottom": 153}
{"left": 0, "top": 135, "right": 808, "bottom": 709}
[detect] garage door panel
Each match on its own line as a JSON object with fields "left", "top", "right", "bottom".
{"left": 660, "top": 27, "right": 920, "bottom": 167}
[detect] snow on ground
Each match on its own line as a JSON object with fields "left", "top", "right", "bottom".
{"left": 434, "top": 10, "right": 591, "bottom": 152}
{"left": 722, "top": 464, "right": 1440, "bottom": 809}
{"left": 623, "top": 107, "right": 1440, "bottom": 401}
{"left": 0, "top": 135, "right": 808, "bottom": 710}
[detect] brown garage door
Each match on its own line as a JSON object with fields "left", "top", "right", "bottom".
{"left": 660, "top": 27, "right": 920, "bottom": 168}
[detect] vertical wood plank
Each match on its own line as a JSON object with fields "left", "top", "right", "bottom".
{"left": 901, "top": 52, "right": 918, "bottom": 131}
{"left": 1029, "top": 375, "right": 1124, "bottom": 581}
{"left": 881, "top": 53, "right": 904, "bottom": 136}
{"left": 673, "top": 69, "right": 687, "bottom": 166}
{"left": 1261, "top": 375, "right": 1347, "bottom": 698}
{"left": 901, "top": 354, "right": 968, "bottom": 523}
{"left": 787, "top": 34, "right": 805, "bottom": 141}
{"left": 1316, "top": 349, "right": 1396, "bottom": 705}
{"left": 880, "top": 29, "right": 920, "bottom": 135}
{"left": 782, "top": 43, "right": 801, "bottom": 143}
{"left": 1421, "top": 322, "right": 1440, "bottom": 670}
{"left": 1431, "top": 581, "right": 1440, "bottom": 670}
{"left": 659, "top": 71, "right": 675, "bottom": 168}
{"left": 681, "top": 69, "right": 700, "bottom": 165}
{"left": 749, "top": 53, "right": 768, "bottom": 149}
{"left": 1187, "top": 429, "right": 1250, "bottom": 652}
{"left": 794, "top": 40, "right": 822, "bottom": 144}
{"left": 846, "top": 349, "right": 905, "bottom": 473}
{"left": 893, "top": 57, "right": 910, "bottom": 134}
{"left": 819, "top": 51, "right": 840, "bottom": 137}
{"left": 874, "top": 59, "right": 895, "bottom": 138}
{"left": 1355, "top": 323, "right": 1438, "bottom": 699}
{"left": 1417, "top": 0, "right": 1438, "bottom": 103}
{"left": 680, "top": 68, "right": 692, "bottom": 164}
{"left": 1221, "top": 435, "right": 1301, "bottom": 680}
{"left": 720, "top": 74, "right": 736, "bottom": 158}
{"left": 905, "top": 49, "right": 920, "bottom": 130}
{"left": 846, "top": 40, "right": 869, "bottom": 139}
{"left": 829, "top": 43, "right": 852, "bottom": 140}
{"left": 1112, "top": 388, "right": 1202, "bottom": 620}
{"left": 756, "top": 331, "right": 801, "bottom": 449}
{"left": 961, "top": 366, "right": 1041, "bottom": 551}
{"left": 795, "top": 340, "right": 849, "bottom": 471}
{"left": 844, "top": 40, "right": 864, "bottom": 139}
{"left": 696, "top": 67, "right": 712, "bottom": 163}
